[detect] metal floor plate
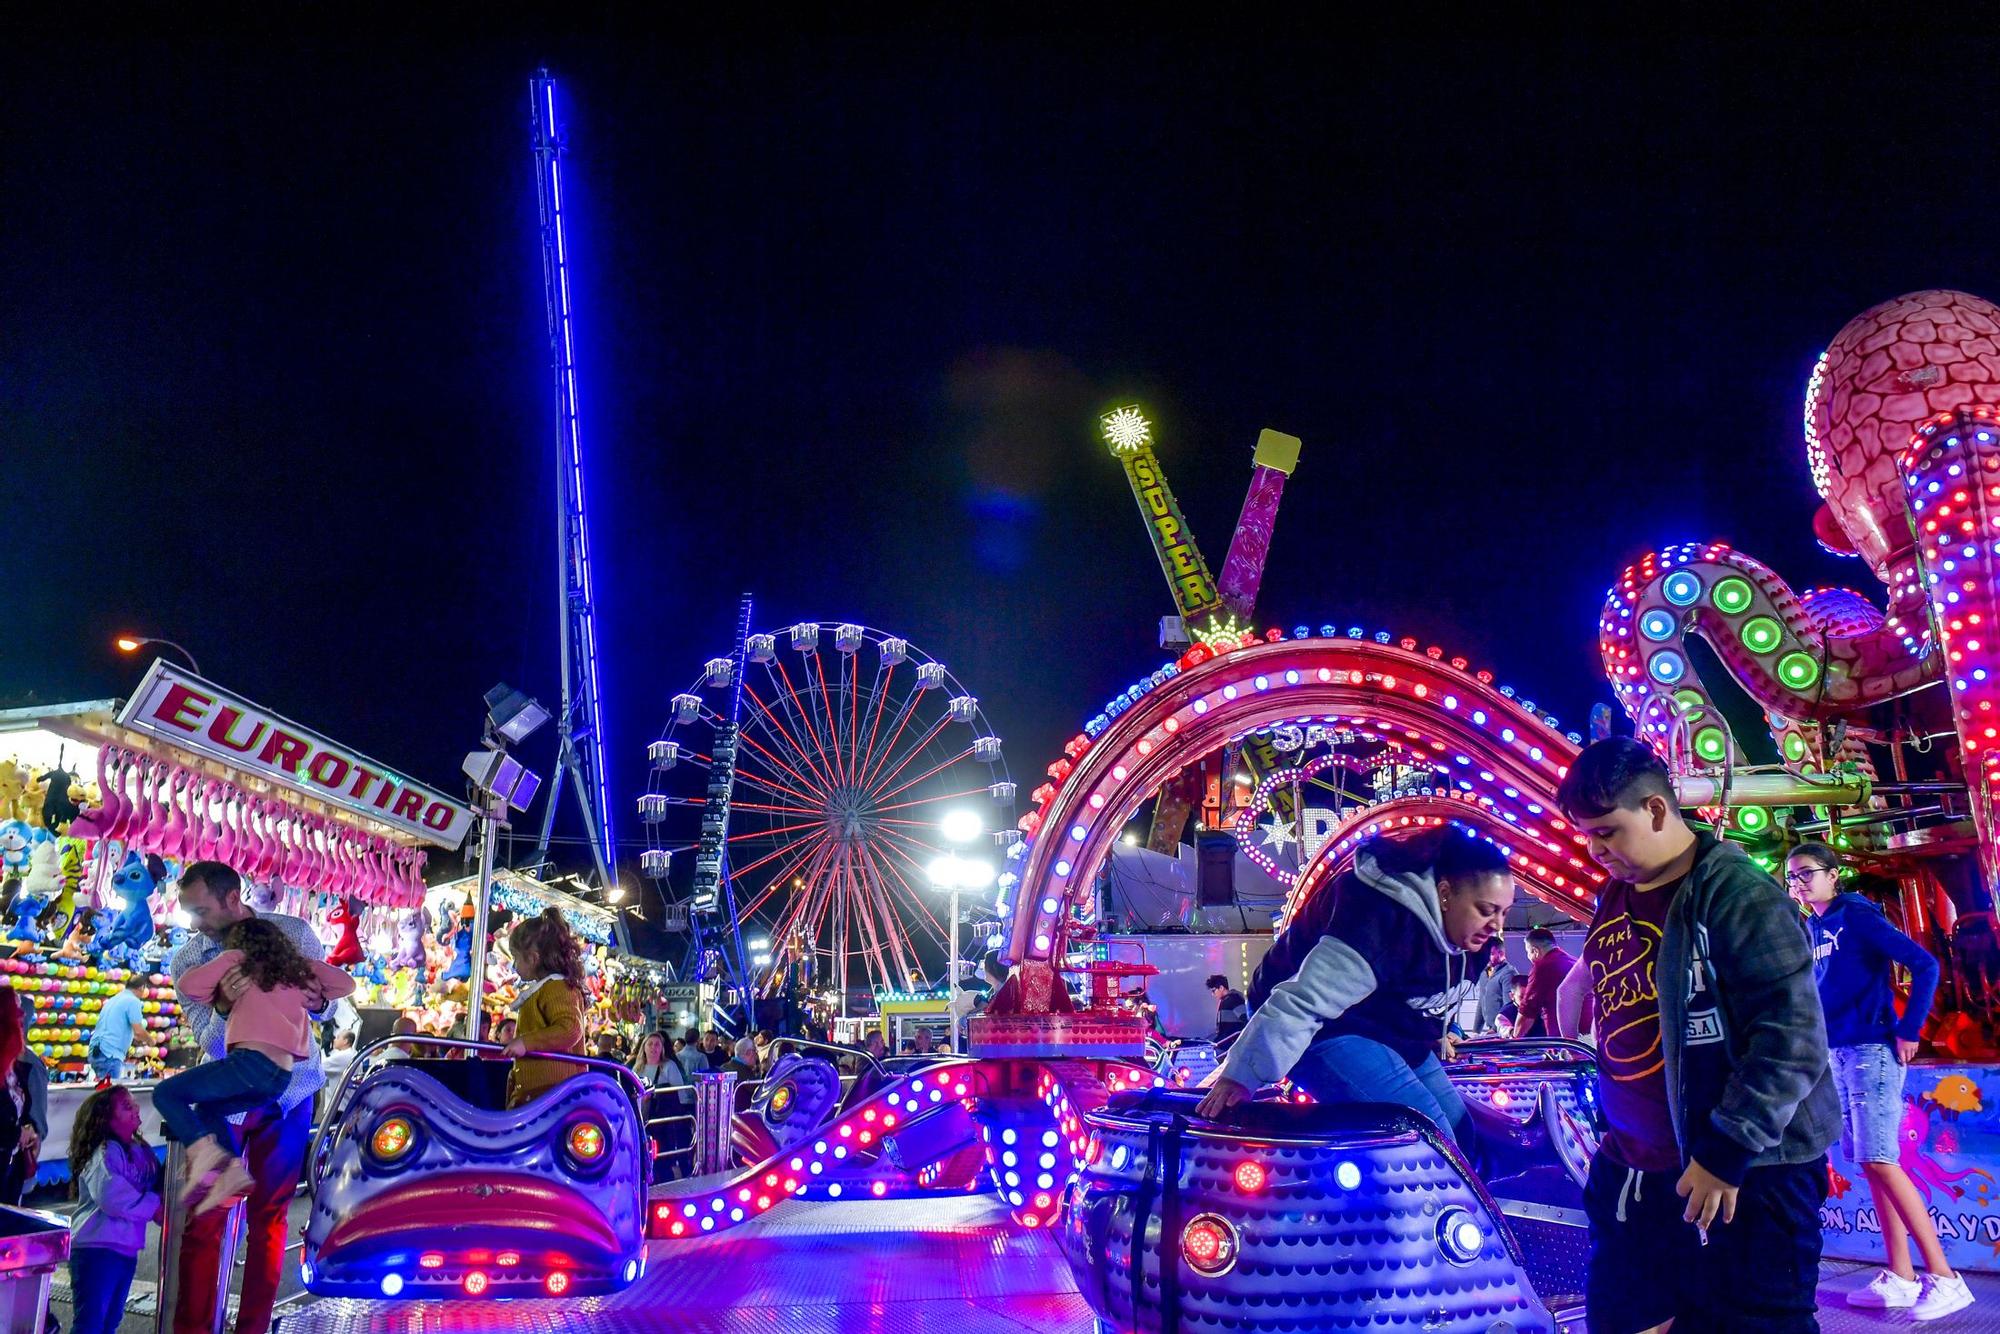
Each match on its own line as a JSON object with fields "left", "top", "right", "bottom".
{"left": 266, "top": 1200, "right": 2000, "bottom": 1334}
{"left": 274, "top": 1196, "right": 1088, "bottom": 1334}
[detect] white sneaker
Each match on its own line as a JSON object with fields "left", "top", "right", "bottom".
{"left": 1848, "top": 1269, "right": 1921, "bottom": 1308}
{"left": 1913, "top": 1273, "right": 1976, "bottom": 1321}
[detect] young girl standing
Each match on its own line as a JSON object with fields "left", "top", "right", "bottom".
{"left": 1787, "top": 842, "right": 1969, "bottom": 1320}
{"left": 66, "top": 1085, "right": 161, "bottom": 1334}
{"left": 157, "top": 917, "right": 356, "bottom": 1213}
{"left": 502, "top": 907, "right": 587, "bottom": 1107}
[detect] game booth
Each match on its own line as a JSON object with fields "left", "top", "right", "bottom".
{"left": 269, "top": 290, "right": 2000, "bottom": 1334}
{"left": 386, "top": 868, "right": 664, "bottom": 1046}
{"left": 0, "top": 662, "right": 477, "bottom": 1193}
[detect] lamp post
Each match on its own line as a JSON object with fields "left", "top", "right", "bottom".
{"left": 461, "top": 684, "right": 548, "bottom": 1042}
{"left": 929, "top": 810, "right": 992, "bottom": 1054}
{"left": 114, "top": 635, "right": 202, "bottom": 676}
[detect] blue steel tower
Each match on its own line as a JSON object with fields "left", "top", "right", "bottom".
{"left": 528, "top": 70, "right": 616, "bottom": 887}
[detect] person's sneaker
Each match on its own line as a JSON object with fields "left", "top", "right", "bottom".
{"left": 1913, "top": 1273, "right": 1976, "bottom": 1321}
{"left": 195, "top": 1157, "right": 254, "bottom": 1216}
{"left": 1849, "top": 1269, "right": 1922, "bottom": 1308}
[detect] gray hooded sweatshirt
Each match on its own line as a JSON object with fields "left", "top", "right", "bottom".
{"left": 1221, "top": 850, "right": 1487, "bottom": 1089}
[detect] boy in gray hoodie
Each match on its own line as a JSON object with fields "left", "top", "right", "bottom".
{"left": 1556, "top": 738, "right": 1835, "bottom": 1334}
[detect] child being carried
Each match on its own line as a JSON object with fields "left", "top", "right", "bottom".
{"left": 156, "top": 918, "right": 355, "bottom": 1213}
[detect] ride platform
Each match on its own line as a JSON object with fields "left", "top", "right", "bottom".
{"left": 266, "top": 1193, "right": 2000, "bottom": 1334}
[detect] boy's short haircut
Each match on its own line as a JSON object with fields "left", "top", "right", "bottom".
{"left": 1557, "top": 737, "right": 1675, "bottom": 818}
{"left": 1525, "top": 927, "right": 1556, "bottom": 949}
{"left": 1205, "top": 974, "right": 1229, "bottom": 990}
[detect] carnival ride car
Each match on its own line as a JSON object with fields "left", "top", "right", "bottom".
{"left": 300, "top": 1037, "right": 649, "bottom": 1301}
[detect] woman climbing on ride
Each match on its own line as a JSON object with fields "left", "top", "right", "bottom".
{"left": 1195, "top": 825, "right": 1511, "bottom": 1144}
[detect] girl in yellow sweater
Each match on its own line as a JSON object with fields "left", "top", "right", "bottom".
{"left": 501, "top": 907, "right": 587, "bottom": 1107}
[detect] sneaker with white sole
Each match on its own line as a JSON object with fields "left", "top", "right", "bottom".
{"left": 1913, "top": 1273, "right": 1976, "bottom": 1321}
{"left": 1849, "top": 1269, "right": 1922, "bottom": 1308}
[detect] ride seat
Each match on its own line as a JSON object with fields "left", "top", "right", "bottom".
{"left": 383, "top": 1057, "right": 512, "bottom": 1110}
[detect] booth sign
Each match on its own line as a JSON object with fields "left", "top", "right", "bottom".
{"left": 117, "top": 662, "right": 474, "bottom": 849}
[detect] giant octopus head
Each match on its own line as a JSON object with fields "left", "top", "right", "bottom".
{"left": 1806, "top": 290, "right": 2000, "bottom": 595}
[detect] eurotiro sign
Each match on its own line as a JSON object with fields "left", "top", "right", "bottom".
{"left": 116, "top": 661, "right": 475, "bottom": 849}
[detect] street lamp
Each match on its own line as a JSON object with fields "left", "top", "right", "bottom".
{"left": 461, "top": 683, "right": 549, "bottom": 1041}
{"left": 930, "top": 809, "right": 992, "bottom": 1053}
{"left": 115, "top": 635, "right": 202, "bottom": 676}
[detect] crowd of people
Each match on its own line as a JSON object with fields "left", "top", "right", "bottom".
{"left": 1200, "top": 735, "right": 1977, "bottom": 1331}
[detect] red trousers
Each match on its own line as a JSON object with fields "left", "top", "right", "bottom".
{"left": 173, "top": 1098, "right": 311, "bottom": 1334}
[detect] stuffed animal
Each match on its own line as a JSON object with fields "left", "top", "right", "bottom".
{"left": 390, "top": 910, "right": 427, "bottom": 970}
{"left": 245, "top": 880, "right": 283, "bottom": 914}
{"left": 5, "top": 889, "right": 47, "bottom": 944}
{"left": 440, "top": 904, "right": 475, "bottom": 984}
{"left": 20, "top": 841, "right": 58, "bottom": 898}
{"left": 35, "top": 768, "right": 78, "bottom": 834}
{"left": 0, "top": 821, "right": 33, "bottom": 877}
{"left": 325, "top": 899, "right": 366, "bottom": 968}
{"left": 53, "top": 838, "right": 84, "bottom": 924}
{"left": 97, "top": 853, "right": 164, "bottom": 963}
{"left": 0, "top": 763, "right": 24, "bottom": 824}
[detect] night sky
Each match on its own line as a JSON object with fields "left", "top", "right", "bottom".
{"left": 7, "top": 17, "right": 1994, "bottom": 922}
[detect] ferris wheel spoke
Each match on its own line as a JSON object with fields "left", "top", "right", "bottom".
{"left": 726, "top": 825, "right": 834, "bottom": 886}
{"left": 770, "top": 658, "right": 842, "bottom": 789}
{"left": 870, "top": 775, "right": 988, "bottom": 815}
{"left": 741, "top": 686, "right": 840, "bottom": 795}
{"left": 852, "top": 661, "right": 900, "bottom": 785}
{"left": 852, "top": 684, "right": 923, "bottom": 796}
{"left": 730, "top": 799, "right": 827, "bottom": 818}
{"left": 738, "top": 829, "right": 838, "bottom": 919}
{"left": 866, "top": 863, "right": 923, "bottom": 992}
{"left": 840, "top": 849, "right": 890, "bottom": 990}
{"left": 728, "top": 814, "right": 833, "bottom": 844}
{"left": 753, "top": 831, "right": 839, "bottom": 930}
{"left": 866, "top": 731, "right": 965, "bottom": 806}
{"left": 867, "top": 840, "right": 948, "bottom": 939}
{"left": 729, "top": 760, "right": 826, "bottom": 812}
{"left": 857, "top": 713, "right": 951, "bottom": 799}
{"left": 810, "top": 652, "right": 850, "bottom": 789}
{"left": 866, "top": 849, "right": 942, "bottom": 988}
{"left": 753, "top": 670, "right": 843, "bottom": 796}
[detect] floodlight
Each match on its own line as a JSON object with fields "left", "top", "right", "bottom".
{"left": 484, "top": 683, "right": 551, "bottom": 744}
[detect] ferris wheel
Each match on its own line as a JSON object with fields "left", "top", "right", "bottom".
{"left": 639, "top": 622, "right": 1014, "bottom": 1002}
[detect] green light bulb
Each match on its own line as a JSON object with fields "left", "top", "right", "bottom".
{"left": 1712, "top": 578, "right": 1755, "bottom": 614}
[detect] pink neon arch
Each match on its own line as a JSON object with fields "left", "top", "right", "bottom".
{"left": 1002, "top": 637, "right": 1582, "bottom": 965}
{"left": 1279, "top": 795, "right": 1602, "bottom": 938}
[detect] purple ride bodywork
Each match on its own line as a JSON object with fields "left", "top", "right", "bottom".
{"left": 301, "top": 1038, "right": 647, "bottom": 1300}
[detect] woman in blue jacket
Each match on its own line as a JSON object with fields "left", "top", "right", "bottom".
{"left": 1787, "top": 842, "right": 1970, "bottom": 1320}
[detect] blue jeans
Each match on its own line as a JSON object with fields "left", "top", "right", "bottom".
{"left": 69, "top": 1245, "right": 139, "bottom": 1334}
{"left": 1831, "top": 1042, "right": 1905, "bottom": 1164}
{"left": 151, "top": 1048, "right": 288, "bottom": 1154}
{"left": 87, "top": 1050, "right": 125, "bottom": 1082}
{"left": 1289, "top": 1033, "right": 1469, "bottom": 1145}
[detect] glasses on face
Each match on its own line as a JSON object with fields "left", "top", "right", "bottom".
{"left": 1783, "top": 867, "right": 1832, "bottom": 886}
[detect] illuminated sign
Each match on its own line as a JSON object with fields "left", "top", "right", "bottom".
{"left": 116, "top": 661, "right": 474, "bottom": 848}
{"left": 1102, "top": 408, "right": 1222, "bottom": 622}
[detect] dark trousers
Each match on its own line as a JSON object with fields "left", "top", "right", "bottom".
{"left": 1585, "top": 1151, "right": 1827, "bottom": 1334}
{"left": 152, "top": 1048, "right": 287, "bottom": 1154}
{"left": 172, "top": 1098, "right": 310, "bottom": 1334}
{"left": 69, "top": 1246, "right": 138, "bottom": 1334}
